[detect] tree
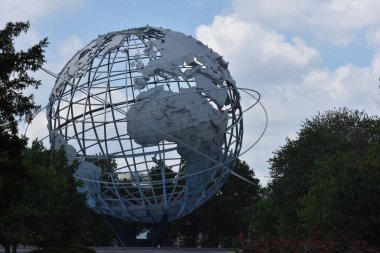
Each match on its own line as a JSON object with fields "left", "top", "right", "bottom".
{"left": 0, "top": 133, "right": 37, "bottom": 253}
{"left": 0, "top": 22, "right": 116, "bottom": 250}
{"left": 0, "top": 21, "right": 47, "bottom": 135}
{"left": 299, "top": 144, "right": 380, "bottom": 244}
{"left": 0, "top": 21, "right": 48, "bottom": 253}
{"left": 169, "top": 160, "right": 261, "bottom": 247}
{"left": 250, "top": 108, "right": 380, "bottom": 245}
{"left": 23, "top": 142, "right": 91, "bottom": 247}
{"left": 0, "top": 140, "right": 88, "bottom": 252}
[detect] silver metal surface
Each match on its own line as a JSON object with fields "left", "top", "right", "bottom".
{"left": 47, "top": 26, "right": 245, "bottom": 223}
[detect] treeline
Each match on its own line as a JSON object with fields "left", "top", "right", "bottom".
{"left": 245, "top": 108, "right": 380, "bottom": 252}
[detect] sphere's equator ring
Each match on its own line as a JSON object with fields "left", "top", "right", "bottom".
{"left": 42, "top": 67, "right": 266, "bottom": 187}
{"left": 44, "top": 74, "right": 264, "bottom": 187}
{"left": 49, "top": 96, "right": 258, "bottom": 190}
{"left": 74, "top": 91, "right": 263, "bottom": 184}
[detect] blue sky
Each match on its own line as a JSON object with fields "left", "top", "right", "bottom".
{"left": 1, "top": 0, "right": 380, "bottom": 184}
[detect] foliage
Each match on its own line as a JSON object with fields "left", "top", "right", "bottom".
{"left": 250, "top": 108, "right": 380, "bottom": 246}
{"left": 0, "top": 21, "right": 47, "bottom": 135}
{"left": 23, "top": 142, "right": 90, "bottom": 247}
{"left": 0, "top": 20, "right": 49, "bottom": 253}
{"left": 0, "top": 140, "right": 86, "bottom": 249}
{"left": 236, "top": 232, "right": 380, "bottom": 253}
{"left": 249, "top": 192, "right": 277, "bottom": 237}
{"left": 29, "top": 248, "right": 66, "bottom": 253}
{"left": 299, "top": 146, "right": 380, "bottom": 244}
{"left": 167, "top": 160, "right": 261, "bottom": 248}
{"left": 0, "top": 21, "right": 115, "bottom": 251}
{"left": 80, "top": 211, "right": 116, "bottom": 246}
{"left": 65, "top": 244, "right": 96, "bottom": 253}
{"left": 29, "top": 244, "right": 96, "bottom": 253}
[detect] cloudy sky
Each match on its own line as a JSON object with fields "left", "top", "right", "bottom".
{"left": 1, "top": 0, "right": 380, "bottom": 185}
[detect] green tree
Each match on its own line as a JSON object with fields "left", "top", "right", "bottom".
{"left": 169, "top": 160, "right": 261, "bottom": 247}
{"left": 0, "top": 140, "right": 89, "bottom": 251}
{"left": 249, "top": 189, "right": 277, "bottom": 237}
{"left": 0, "top": 22, "right": 115, "bottom": 250}
{"left": 0, "top": 21, "right": 47, "bottom": 135}
{"left": 22, "top": 141, "right": 90, "bottom": 247}
{"left": 0, "top": 21, "right": 48, "bottom": 253}
{"left": 0, "top": 134, "right": 38, "bottom": 253}
{"left": 299, "top": 145, "right": 380, "bottom": 244}
{"left": 250, "top": 108, "right": 380, "bottom": 245}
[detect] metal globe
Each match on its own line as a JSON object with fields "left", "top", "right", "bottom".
{"left": 47, "top": 26, "right": 243, "bottom": 223}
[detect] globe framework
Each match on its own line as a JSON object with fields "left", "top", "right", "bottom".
{"left": 46, "top": 26, "right": 244, "bottom": 223}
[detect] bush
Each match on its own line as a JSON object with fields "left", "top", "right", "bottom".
{"left": 67, "top": 244, "right": 96, "bottom": 253}
{"left": 29, "top": 244, "right": 96, "bottom": 253}
{"left": 236, "top": 234, "right": 380, "bottom": 253}
{"left": 29, "top": 247, "right": 65, "bottom": 253}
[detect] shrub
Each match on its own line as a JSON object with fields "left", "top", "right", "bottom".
{"left": 67, "top": 244, "right": 96, "bottom": 253}
{"left": 29, "top": 244, "right": 96, "bottom": 253}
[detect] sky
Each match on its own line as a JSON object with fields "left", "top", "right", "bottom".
{"left": 1, "top": 0, "right": 380, "bottom": 185}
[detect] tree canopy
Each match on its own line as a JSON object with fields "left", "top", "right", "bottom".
{"left": 0, "top": 22, "right": 116, "bottom": 252}
{"left": 250, "top": 108, "right": 380, "bottom": 246}
{"left": 168, "top": 160, "right": 261, "bottom": 248}
{"left": 0, "top": 21, "right": 48, "bottom": 253}
{"left": 0, "top": 21, "right": 47, "bottom": 135}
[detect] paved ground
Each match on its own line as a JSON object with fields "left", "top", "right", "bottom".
{"left": 0, "top": 246, "right": 235, "bottom": 253}
{"left": 95, "top": 247, "right": 234, "bottom": 253}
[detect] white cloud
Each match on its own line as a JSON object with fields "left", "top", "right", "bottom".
{"left": 272, "top": 64, "right": 375, "bottom": 117}
{"left": 240, "top": 57, "right": 379, "bottom": 184}
{"left": 366, "top": 27, "right": 380, "bottom": 50}
{"left": 58, "top": 35, "right": 84, "bottom": 62}
{"left": 233, "top": 0, "right": 380, "bottom": 46}
{"left": 0, "top": 0, "right": 86, "bottom": 28}
{"left": 196, "top": 15, "right": 320, "bottom": 84}
{"left": 194, "top": 0, "right": 380, "bottom": 184}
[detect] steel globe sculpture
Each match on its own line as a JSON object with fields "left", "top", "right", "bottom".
{"left": 46, "top": 26, "right": 248, "bottom": 223}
